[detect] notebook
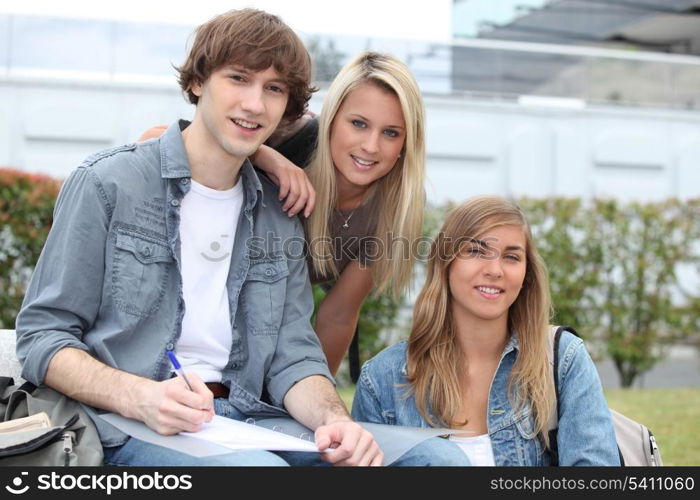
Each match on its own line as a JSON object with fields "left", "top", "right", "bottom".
{"left": 0, "top": 412, "right": 52, "bottom": 434}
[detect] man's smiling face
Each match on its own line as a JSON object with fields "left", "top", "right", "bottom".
{"left": 190, "top": 64, "right": 289, "bottom": 162}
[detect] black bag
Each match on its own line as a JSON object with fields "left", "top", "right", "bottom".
{"left": 548, "top": 326, "right": 662, "bottom": 466}
{"left": 0, "top": 376, "right": 103, "bottom": 466}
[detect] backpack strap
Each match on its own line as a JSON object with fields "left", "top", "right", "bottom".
{"left": 548, "top": 325, "right": 580, "bottom": 466}
{"left": 548, "top": 326, "right": 625, "bottom": 466}
{"left": 17, "top": 381, "right": 37, "bottom": 394}
{"left": 553, "top": 326, "right": 579, "bottom": 419}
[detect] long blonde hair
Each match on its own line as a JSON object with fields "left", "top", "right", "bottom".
{"left": 304, "top": 52, "right": 426, "bottom": 298}
{"left": 407, "top": 196, "right": 555, "bottom": 444}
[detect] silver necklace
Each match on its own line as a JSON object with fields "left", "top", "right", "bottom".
{"left": 337, "top": 208, "right": 356, "bottom": 229}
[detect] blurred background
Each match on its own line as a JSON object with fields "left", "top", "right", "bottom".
{"left": 0, "top": 0, "right": 698, "bottom": 463}
{"left": 2, "top": 0, "right": 700, "bottom": 201}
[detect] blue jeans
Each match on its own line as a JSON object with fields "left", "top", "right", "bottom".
{"left": 103, "top": 398, "right": 470, "bottom": 466}
{"left": 103, "top": 437, "right": 288, "bottom": 466}
{"left": 275, "top": 437, "right": 470, "bottom": 466}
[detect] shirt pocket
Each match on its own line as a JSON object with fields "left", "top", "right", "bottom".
{"left": 241, "top": 257, "right": 290, "bottom": 335}
{"left": 112, "top": 230, "right": 172, "bottom": 317}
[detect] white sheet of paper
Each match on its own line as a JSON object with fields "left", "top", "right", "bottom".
{"left": 99, "top": 413, "right": 235, "bottom": 458}
{"left": 181, "top": 415, "right": 319, "bottom": 452}
{"left": 254, "top": 417, "right": 468, "bottom": 465}
{"left": 99, "top": 413, "right": 469, "bottom": 464}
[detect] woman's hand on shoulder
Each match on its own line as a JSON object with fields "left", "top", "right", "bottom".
{"left": 137, "top": 125, "right": 168, "bottom": 142}
{"left": 251, "top": 144, "right": 316, "bottom": 218}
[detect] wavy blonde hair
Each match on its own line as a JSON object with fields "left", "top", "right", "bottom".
{"left": 407, "top": 196, "right": 555, "bottom": 445}
{"left": 304, "top": 52, "right": 426, "bottom": 298}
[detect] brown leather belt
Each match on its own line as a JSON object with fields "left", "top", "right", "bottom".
{"left": 205, "top": 382, "right": 230, "bottom": 399}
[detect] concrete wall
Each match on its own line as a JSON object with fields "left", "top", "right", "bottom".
{"left": 0, "top": 78, "right": 192, "bottom": 178}
{"left": 424, "top": 96, "right": 700, "bottom": 203}
{"left": 2, "top": 76, "right": 699, "bottom": 204}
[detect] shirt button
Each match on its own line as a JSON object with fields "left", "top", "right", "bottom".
{"left": 142, "top": 247, "right": 151, "bottom": 257}
{"left": 179, "top": 178, "right": 190, "bottom": 185}
{"left": 166, "top": 343, "right": 174, "bottom": 350}
{"left": 265, "top": 268, "right": 273, "bottom": 276}
{"left": 170, "top": 199, "right": 180, "bottom": 207}
{"left": 231, "top": 363, "right": 238, "bottom": 369}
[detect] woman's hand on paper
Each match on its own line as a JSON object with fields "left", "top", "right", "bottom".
{"left": 283, "top": 375, "right": 381, "bottom": 465}
{"left": 315, "top": 420, "right": 384, "bottom": 466}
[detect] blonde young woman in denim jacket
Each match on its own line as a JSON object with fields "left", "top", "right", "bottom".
{"left": 352, "top": 196, "right": 620, "bottom": 466}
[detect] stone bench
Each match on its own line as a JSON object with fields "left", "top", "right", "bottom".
{"left": 0, "top": 329, "right": 24, "bottom": 383}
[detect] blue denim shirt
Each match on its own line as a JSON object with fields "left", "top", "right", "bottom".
{"left": 351, "top": 333, "right": 620, "bottom": 466}
{"left": 16, "top": 121, "right": 331, "bottom": 447}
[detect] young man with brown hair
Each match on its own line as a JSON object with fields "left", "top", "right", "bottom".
{"left": 15, "top": 9, "right": 383, "bottom": 466}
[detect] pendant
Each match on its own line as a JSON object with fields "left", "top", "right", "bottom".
{"left": 343, "top": 222, "right": 349, "bottom": 228}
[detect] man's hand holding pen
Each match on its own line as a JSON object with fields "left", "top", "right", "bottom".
{"left": 125, "top": 353, "right": 215, "bottom": 436}
{"left": 129, "top": 374, "right": 214, "bottom": 435}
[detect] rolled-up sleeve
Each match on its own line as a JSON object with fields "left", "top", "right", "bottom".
{"left": 16, "top": 166, "right": 110, "bottom": 386}
{"left": 264, "top": 217, "right": 332, "bottom": 406}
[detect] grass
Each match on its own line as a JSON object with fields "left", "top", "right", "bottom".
{"left": 605, "top": 388, "right": 700, "bottom": 466}
{"left": 337, "top": 387, "right": 355, "bottom": 410}
{"left": 338, "top": 386, "right": 699, "bottom": 466}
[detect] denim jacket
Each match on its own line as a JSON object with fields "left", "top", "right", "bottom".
{"left": 351, "top": 333, "right": 620, "bottom": 466}
{"left": 16, "top": 121, "right": 331, "bottom": 447}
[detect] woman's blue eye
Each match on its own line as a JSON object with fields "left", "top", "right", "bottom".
{"left": 351, "top": 119, "right": 367, "bottom": 128}
{"left": 384, "top": 129, "right": 400, "bottom": 138}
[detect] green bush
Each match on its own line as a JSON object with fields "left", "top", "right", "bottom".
{"left": 519, "top": 197, "right": 603, "bottom": 330}
{"left": 0, "top": 168, "right": 61, "bottom": 328}
{"left": 512, "top": 197, "right": 699, "bottom": 387}
{"left": 420, "top": 197, "right": 699, "bottom": 388}
{"left": 589, "top": 199, "right": 696, "bottom": 387}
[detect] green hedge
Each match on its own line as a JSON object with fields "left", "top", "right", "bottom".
{"left": 519, "top": 197, "right": 700, "bottom": 387}
{"left": 0, "top": 168, "right": 61, "bottom": 328}
{"left": 1, "top": 168, "right": 698, "bottom": 387}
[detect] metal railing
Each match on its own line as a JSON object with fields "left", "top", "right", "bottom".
{"left": 3, "top": 13, "right": 700, "bottom": 109}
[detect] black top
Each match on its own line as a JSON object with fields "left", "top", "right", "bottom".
{"left": 262, "top": 116, "right": 375, "bottom": 284}
{"left": 271, "top": 117, "right": 319, "bottom": 169}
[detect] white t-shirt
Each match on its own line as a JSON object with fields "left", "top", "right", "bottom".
{"left": 175, "top": 179, "right": 244, "bottom": 382}
{"left": 449, "top": 434, "right": 496, "bottom": 466}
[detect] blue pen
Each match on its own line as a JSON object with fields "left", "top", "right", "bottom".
{"left": 166, "top": 350, "right": 194, "bottom": 391}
